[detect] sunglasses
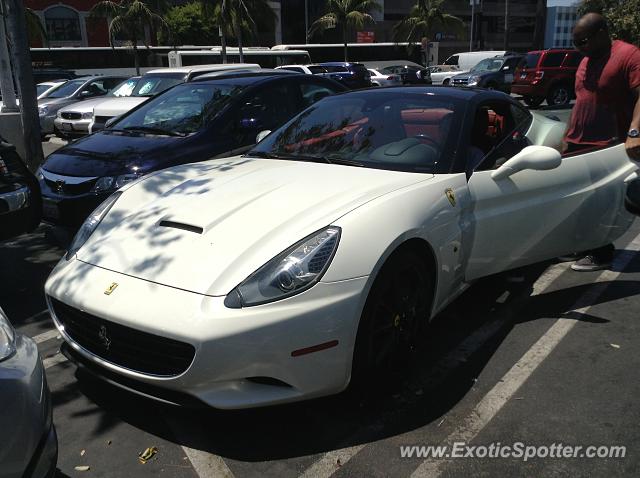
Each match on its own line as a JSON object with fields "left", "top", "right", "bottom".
{"left": 573, "top": 28, "right": 602, "bottom": 47}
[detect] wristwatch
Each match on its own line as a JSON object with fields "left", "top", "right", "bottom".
{"left": 629, "top": 128, "right": 640, "bottom": 138}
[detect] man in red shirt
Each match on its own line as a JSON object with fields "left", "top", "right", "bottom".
{"left": 563, "top": 13, "right": 640, "bottom": 271}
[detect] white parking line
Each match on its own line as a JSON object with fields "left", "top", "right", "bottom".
{"left": 410, "top": 234, "right": 640, "bottom": 478}
{"left": 33, "top": 329, "right": 61, "bottom": 344}
{"left": 296, "top": 262, "right": 571, "bottom": 478}
{"left": 181, "top": 446, "right": 235, "bottom": 478}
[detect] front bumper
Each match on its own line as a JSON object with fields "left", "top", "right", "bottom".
{"left": 0, "top": 183, "right": 29, "bottom": 215}
{"left": 0, "top": 335, "right": 58, "bottom": 478}
{"left": 53, "top": 117, "right": 91, "bottom": 137}
{"left": 46, "top": 258, "right": 369, "bottom": 409}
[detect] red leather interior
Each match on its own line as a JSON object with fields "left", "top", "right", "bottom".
{"left": 400, "top": 108, "right": 453, "bottom": 142}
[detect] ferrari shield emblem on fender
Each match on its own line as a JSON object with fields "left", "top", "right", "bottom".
{"left": 104, "top": 282, "right": 118, "bottom": 295}
{"left": 445, "top": 188, "right": 456, "bottom": 207}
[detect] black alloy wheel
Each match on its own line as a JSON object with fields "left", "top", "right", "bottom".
{"left": 351, "top": 248, "right": 433, "bottom": 393}
{"left": 547, "top": 84, "right": 571, "bottom": 106}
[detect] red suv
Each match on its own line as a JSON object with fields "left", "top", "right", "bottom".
{"left": 512, "top": 49, "right": 583, "bottom": 107}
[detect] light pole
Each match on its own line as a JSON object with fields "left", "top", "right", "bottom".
{"left": 469, "top": 0, "right": 476, "bottom": 51}
{"left": 503, "top": 0, "right": 509, "bottom": 50}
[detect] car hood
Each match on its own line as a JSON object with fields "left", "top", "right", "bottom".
{"left": 42, "top": 132, "right": 181, "bottom": 176}
{"left": 58, "top": 97, "right": 113, "bottom": 114}
{"left": 77, "top": 157, "right": 434, "bottom": 296}
{"left": 93, "top": 97, "right": 148, "bottom": 116}
{"left": 39, "top": 97, "right": 73, "bottom": 107}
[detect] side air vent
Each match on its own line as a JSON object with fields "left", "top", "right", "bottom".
{"left": 158, "top": 220, "right": 203, "bottom": 234}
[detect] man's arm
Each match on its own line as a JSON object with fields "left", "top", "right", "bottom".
{"left": 625, "top": 85, "right": 640, "bottom": 161}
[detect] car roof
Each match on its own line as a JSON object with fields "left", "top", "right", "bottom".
{"left": 332, "top": 85, "right": 517, "bottom": 103}
{"left": 318, "top": 61, "right": 365, "bottom": 67}
{"left": 193, "top": 69, "right": 296, "bottom": 81}
{"left": 192, "top": 71, "right": 307, "bottom": 86}
{"left": 364, "top": 60, "right": 424, "bottom": 69}
{"left": 145, "top": 64, "right": 261, "bottom": 75}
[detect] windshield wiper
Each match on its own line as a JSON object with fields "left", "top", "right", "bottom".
{"left": 245, "top": 151, "right": 364, "bottom": 166}
{"left": 123, "top": 126, "right": 186, "bottom": 137}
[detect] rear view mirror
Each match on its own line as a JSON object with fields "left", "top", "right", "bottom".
{"left": 491, "top": 146, "right": 561, "bottom": 180}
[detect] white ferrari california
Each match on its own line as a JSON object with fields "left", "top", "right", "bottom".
{"left": 45, "top": 87, "right": 638, "bottom": 409}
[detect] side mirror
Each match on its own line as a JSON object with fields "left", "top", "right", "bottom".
{"left": 491, "top": 145, "right": 562, "bottom": 181}
{"left": 105, "top": 116, "right": 119, "bottom": 128}
{"left": 502, "top": 66, "right": 510, "bottom": 71}
{"left": 256, "top": 130, "right": 271, "bottom": 143}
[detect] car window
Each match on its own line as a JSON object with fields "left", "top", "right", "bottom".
{"left": 322, "top": 65, "right": 349, "bottom": 73}
{"left": 45, "top": 79, "right": 85, "bottom": 98}
{"left": 109, "top": 78, "right": 139, "bottom": 97}
{"left": 471, "top": 58, "right": 504, "bottom": 72}
{"left": 563, "top": 52, "right": 583, "bottom": 67}
{"left": 470, "top": 101, "right": 531, "bottom": 174}
{"left": 368, "top": 69, "right": 378, "bottom": 76}
{"left": 444, "top": 55, "right": 459, "bottom": 66}
{"left": 239, "top": 81, "right": 300, "bottom": 133}
{"left": 522, "top": 53, "right": 541, "bottom": 69}
{"left": 132, "top": 74, "right": 185, "bottom": 97}
{"left": 36, "top": 84, "right": 50, "bottom": 96}
{"left": 308, "top": 65, "right": 328, "bottom": 74}
{"left": 115, "top": 83, "right": 247, "bottom": 135}
{"left": 250, "top": 91, "right": 465, "bottom": 174}
{"left": 281, "top": 67, "right": 304, "bottom": 73}
{"left": 541, "top": 52, "right": 566, "bottom": 68}
{"left": 299, "top": 81, "right": 342, "bottom": 108}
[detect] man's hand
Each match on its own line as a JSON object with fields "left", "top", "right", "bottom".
{"left": 625, "top": 136, "right": 640, "bottom": 161}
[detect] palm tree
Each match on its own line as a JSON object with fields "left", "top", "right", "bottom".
{"left": 204, "top": 0, "right": 276, "bottom": 63}
{"left": 89, "top": 0, "right": 170, "bottom": 75}
{"left": 393, "top": 0, "right": 464, "bottom": 66}
{"left": 309, "top": 0, "right": 382, "bottom": 62}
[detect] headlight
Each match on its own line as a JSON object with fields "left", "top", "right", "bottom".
{"left": 467, "top": 76, "right": 481, "bottom": 86}
{"left": 66, "top": 191, "right": 121, "bottom": 260}
{"left": 0, "top": 307, "right": 16, "bottom": 362}
{"left": 38, "top": 105, "right": 49, "bottom": 117}
{"left": 225, "top": 226, "right": 341, "bottom": 308}
{"left": 82, "top": 112, "right": 93, "bottom": 120}
{"left": 91, "top": 174, "right": 138, "bottom": 193}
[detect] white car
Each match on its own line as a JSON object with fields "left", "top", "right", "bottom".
{"left": 89, "top": 64, "right": 261, "bottom": 133}
{"left": 275, "top": 64, "right": 329, "bottom": 75}
{"left": 367, "top": 68, "right": 402, "bottom": 87}
{"left": 428, "top": 65, "right": 465, "bottom": 85}
{"left": 45, "top": 88, "right": 637, "bottom": 409}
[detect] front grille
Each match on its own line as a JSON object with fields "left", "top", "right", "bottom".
{"left": 61, "top": 112, "right": 82, "bottom": 120}
{"left": 43, "top": 177, "right": 95, "bottom": 195}
{"left": 452, "top": 78, "right": 469, "bottom": 85}
{"left": 94, "top": 115, "right": 112, "bottom": 125}
{"left": 50, "top": 297, "right": 196, "bottom": 377}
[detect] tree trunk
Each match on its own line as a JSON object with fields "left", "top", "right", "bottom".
{"left": 133, "top": 43, "right": 140, "bottom": 75}
{"left": 4, "top": 0, "right": 43, "bottom": 171}
{"left": 237, "top": 26, "right": 244, "bottom": 63}
{"left": 343, "top": 24, "right": 348, "bottom": 62}
{"left": 219, "top": 25, "right": 227, "bottom": 63}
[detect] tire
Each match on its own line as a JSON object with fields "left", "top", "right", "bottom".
{"left": 547, "top": 84, "right": 571, "bottom": 106}
{"left": 443, "top": 78, "right": 450, "bottom": 86}
{"left": 523, "top": 96, "right": 544, "bottom": 108}
{"left": 351, "top": 248, "right": 433, "bottom": 393}
{"left": 485, "top": 82, "right": 497, "bottom": 91}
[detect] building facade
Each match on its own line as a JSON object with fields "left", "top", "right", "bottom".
{"left": 544, "top": 6, "right": 579, "bottom": 49}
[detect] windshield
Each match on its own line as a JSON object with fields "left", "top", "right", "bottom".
{"left": 109, "top": 77, "right": 139, "bottom": 97}
{"left": 131, "top": 74, "right": 185, "bottom": 97}
{"left": 470, "top": 58, "right": 505, "bottom": 72}
{"left": 46, "top": 79, "right": 85, "bottom": 98}
{"left": 248, "top": 91, "right": 463, "bottom": 173}
{"left": 113, "top": 82, "right": 246, "bottom": 135}
{"left": 36, "top": 84, "right": 51, "bottom": 96}
{"left": 308, "top": 65, "right": 328, "bottom": 74}
{"left": 323, "top": 65, "right": 349, "bottom": 73}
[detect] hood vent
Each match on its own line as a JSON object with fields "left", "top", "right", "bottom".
{"left": 158, "top": 220, "right": 203, "bottom": 234}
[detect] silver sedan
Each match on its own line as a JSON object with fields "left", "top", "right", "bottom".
{"left": 0, "top": 306, "right": 57, "bottom": 478}
{"left": 367, "top": 68, "right": 403, "bottom": 87}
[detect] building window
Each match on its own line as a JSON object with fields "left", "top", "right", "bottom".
{"left": 45, "top": 6, "right": 81, "bottom": 42}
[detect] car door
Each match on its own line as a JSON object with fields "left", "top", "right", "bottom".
{"left": 0, "top": 140, "right": 41, "bottom": 241}
{"left": 462, "top": 100, "right": 627, "bottom": 280}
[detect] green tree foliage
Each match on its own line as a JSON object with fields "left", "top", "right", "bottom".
{"left": 577, "top": 0, "right": 640, "bottom": 45}
{"left": 393, "top": 0, "right": 464, "bottom": 45}
{"left": 309, "top": 0, "right": 382, "bottom": 61}
{"left": 162, "top": 2, "right": 217, "bottom": 45}
{"left": 89, "top": 0, "right": 170, "bottom": 74}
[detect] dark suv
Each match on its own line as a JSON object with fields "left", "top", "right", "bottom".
{"left": 316, "top": 62, "right": 372, "bottom": 89}
{"left": 511, "top": 49, "right": 583, "bottom": 107}
{"left": 450, "top": 55, "right": 524, "bottom": 93}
